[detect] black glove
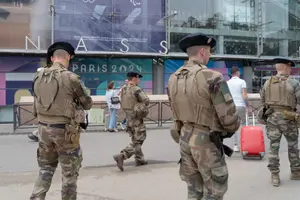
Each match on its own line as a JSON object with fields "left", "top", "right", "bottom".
{"left": 221, "top": 132, "right": 235, "bottom": 139}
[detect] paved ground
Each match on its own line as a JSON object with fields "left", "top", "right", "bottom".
{"left": 0, "top": 123, "right": 170, "bottom": 135}
{"left": 1, "top": 128, "right": 300, "bottom": 199}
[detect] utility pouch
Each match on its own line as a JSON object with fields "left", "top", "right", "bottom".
{"left": 66, "top": 124, "right": 81, "bottom": 146}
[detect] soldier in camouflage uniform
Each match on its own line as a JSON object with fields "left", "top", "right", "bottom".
{"left": 113, "top": 72, "right": 150, "bottom": 171}
{"left": 260, "top": 58, "right": 300, "bottom": 187}
{"left": 167, "top": 33, "right": 240, "bottom": 200}
{"left": 30, "top": 42, "right": 93, "bottom": 200}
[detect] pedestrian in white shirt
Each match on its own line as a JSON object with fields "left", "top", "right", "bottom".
{"left": 227, "top": 66, "right": 251, "bottom": 152}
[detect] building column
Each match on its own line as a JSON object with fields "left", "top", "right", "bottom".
{"left": 142, "top": 0, "right": 148, "bottom": 51}
{"left": 152, "top": 59, "right": 165, "bottom": 94}
{"left": 29, "top": 0, "right": 51, "bottom": 49}
{"left": 279, "top": 1, "right": 289, "bottom": 56}
{"left": 215, "top": 0, "right": 224, "bottom": 54}
{"left": 279, "top": 40, "right": 289, "bottom": 57}
{"left": 217, "top": 36, "right": 224, "bottom": 54}
{"left": 243, "top": 66, "right": 253, "bottom": 93}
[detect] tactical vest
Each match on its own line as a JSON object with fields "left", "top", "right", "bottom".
{"left": 264, "top": 76, "right": 296, "bottom": 110}
{"left": 32, "top": 63, "right": 76, "bottom": 123}
{"left": 168, "top": 64, "right": 223, "bottom": 131}
{"left": 120, "top": 84, "right": 138, "bottom": 115}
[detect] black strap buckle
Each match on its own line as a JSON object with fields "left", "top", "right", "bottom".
{"left": 39, "top": 122, "right": 66, "bottom": 129}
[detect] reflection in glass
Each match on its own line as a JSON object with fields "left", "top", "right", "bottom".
{"left": 262, "top": 0, "right": 300, "bottom": 57}
{"left": 53, "top": 0, "right": 166, "bottom": 53}
{"left": 0, "top": 0, "right": 299, "bottom": 58}
{"left": 168, "top": 0, "right": 300, "bottom": 57}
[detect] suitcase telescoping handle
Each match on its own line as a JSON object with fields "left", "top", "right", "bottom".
{"left": 245, "top": 110, "right": 255, "bottom": 126}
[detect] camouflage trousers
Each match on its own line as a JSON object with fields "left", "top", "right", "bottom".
{"left": 179, "top": 125, "right": 228, "bottom": 200}
{"left": 30, "top": 124, "right": 83, "bottom": 200}
{"left": 266, "top": 112, "right": 300, "bottom": 174}
{"left": 120, "top": 118, "right": 147, "bottom": 162}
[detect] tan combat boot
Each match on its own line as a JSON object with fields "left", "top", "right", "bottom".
{"left": 290, "top": 171, "right": 300, "bottom": 180}
{"left": 271, "top": 173, "right": 280, "bottom": 187}
{"left": 135, "top": 160, "right": 148, "bottom": 166}
{"left": 113, "top": 154, "right": 124, "bottom": 172}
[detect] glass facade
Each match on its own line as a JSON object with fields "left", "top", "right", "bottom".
{"left": 53, "top": 0, "right": 165, "bottom": 53}
{"left": 169, "top": 0, "right": 300, "bottom": 57}
{"left": 0, "top": 0, "right": 299, "bottom": 57}
{"left": 1, "top": 0, "right": 300, "bottom": 106}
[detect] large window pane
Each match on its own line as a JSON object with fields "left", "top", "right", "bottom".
{"left": 169, "top": 0, "right": 220, "bottom": 52}
{"left": 223, "top": 0, "right": 257, "bottom": 55}
{"left": 168, "top": 0, "right": 300, "bottom": 57}
{"left": 54, "top": 0, "right": 166, "bottom": 53}
{"left": 256, "top": 0, "right": 300, "bottom": 57}
{"left": 0, "top": 0, "right": 52, "bottom": 50}
{"left": 288, "top": 0, "right": 300, "bottom": 57}
{"left": 261, "top": 0, "right": 289, "bottom": 56}
{"left": 169, "top": 0, "right": 258, "bottom": 55}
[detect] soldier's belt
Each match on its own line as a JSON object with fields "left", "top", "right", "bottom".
{"left": 39, "top": 122, "right": 66, "bottom": 129}
{"left": 269, "top": 106, "right": 293, "bottom": 112}
{"left": 272, "top": 108, "right": 292, "bottom": 112}
{"left": 282, "top": 110, "right": 299, "bottom": 121}
{"left": 183, "top": 122, "right": 210, "bottom": 132}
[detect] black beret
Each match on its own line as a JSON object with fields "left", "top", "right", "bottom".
{"left": 46, "top": 42, "right": 75, "bottom": 63}
{"left": 272, "top": 58, "right": 296, "bottom": 67}
{"left": 178, "top": 33, "right": 216, "bottom": 53}
{"left": 127, "top": 72, "right": 143, "bottom": 78}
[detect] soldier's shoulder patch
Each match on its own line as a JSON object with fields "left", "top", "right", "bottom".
{"left": 202, "top": 68, "right": 222, "bottom": 77}
{"left": 204, "top": 72, "right": 224, "bottom": 85}
{"left": 64, "top": 71, "right": 80, "bottom": 80}
{"left": 131, "top": 85, "right": 141, "bottom": 91}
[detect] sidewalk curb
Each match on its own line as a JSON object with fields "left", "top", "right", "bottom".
{"left": 0, "top": 126, "right": 170, "bottom": 136}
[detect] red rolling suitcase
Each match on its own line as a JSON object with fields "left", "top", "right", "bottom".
{"left": 240, "top": 112, "right": 265, "bottom": 159}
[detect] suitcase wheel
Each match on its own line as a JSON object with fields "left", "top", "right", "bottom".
{"left": 259, "top": 152, "right": 265, "bottom": 159}
{"left": 242, "top": 151, "right": 248, "bottom": 159}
